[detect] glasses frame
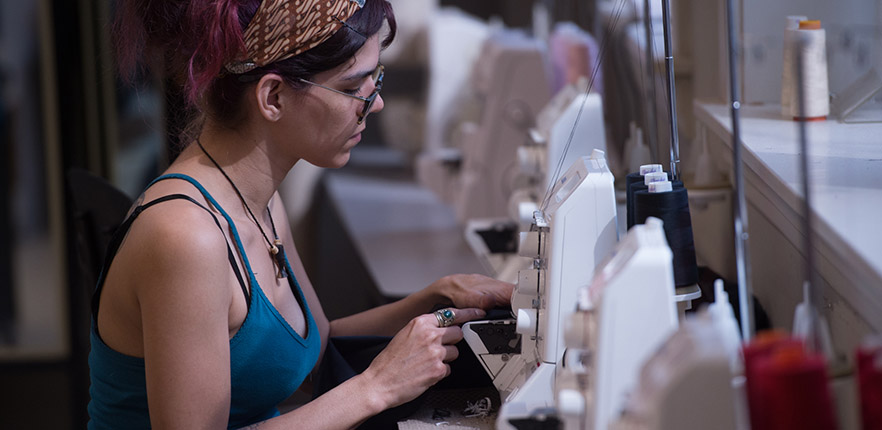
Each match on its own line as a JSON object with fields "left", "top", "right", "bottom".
{"left": 298, "top": 64, "right": 384, "bottom": 125}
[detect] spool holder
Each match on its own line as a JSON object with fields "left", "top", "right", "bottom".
{"left": 725, "top": 0, "right": 755, "bottom": 342}
{"left": 794, "top": 40, "right": 826, "bottom": 354}
{"left": 674, "top": 284, "right": 702, "bottom": 321}
{"left": 660, "top": 0, "right": 680, "bottom": 180}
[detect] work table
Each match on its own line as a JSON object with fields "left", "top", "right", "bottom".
{"left": 694, "top": 101, "right": 882, "bottom": 351}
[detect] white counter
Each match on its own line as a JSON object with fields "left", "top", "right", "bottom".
{"left": 694, "top": 101, "right": 882, "bottom": 348}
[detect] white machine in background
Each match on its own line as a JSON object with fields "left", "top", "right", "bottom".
{"left": 512, "top": 76, "right": 607, "bottom": 226}
{"left": 420, "top": 8, "right": 490, "bottom": 164}
{"left": 416, "top": 29, "right": 552, "bottom": 223}
{"left": 462, "top": 152, "right": 618, "bottom": 429}
{"left": 552, "top": 217, "right": 680, "bottom": 430}
{"left": 605, "top": 280, "right": 745, "bottom": 430}
{"left": 463, "top": 78, "right": 608, "bottom": 282}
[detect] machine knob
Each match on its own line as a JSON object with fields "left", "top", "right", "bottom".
{"left": 516, "top": 269, "right": 545, "bottom": 295}
{"left": 516, "top": 309, "right": 538, "bottom": 335}
{"left": 557, "top": 389, "right": 586, "bottom": 416}
{"left": 518, "top": 231, "right": 542, "bottom": 258}
{"left": 564, "top": 312, "right": 590, "bottom": 350}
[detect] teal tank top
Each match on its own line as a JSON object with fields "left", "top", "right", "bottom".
{"left": 87, "top": 174, "right": 321, "bottom": 429}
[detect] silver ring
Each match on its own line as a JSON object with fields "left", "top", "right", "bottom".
{"left": 434, "top": 308, "right": 456, "bottom": 327}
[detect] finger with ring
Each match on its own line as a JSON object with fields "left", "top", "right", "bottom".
{"left": 434, "top": 308, "right": 456, "bottom": 327}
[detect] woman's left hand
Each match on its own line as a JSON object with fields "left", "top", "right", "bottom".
{"left": 432, "top": 274, "right": 514, "bottom": 310}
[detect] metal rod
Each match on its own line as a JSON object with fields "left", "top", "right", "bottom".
{"left": 642, "top": 0, "right": 659, "bottom": 163}
{"left": 725, "top": 0, "right": 755, "bottom": 342}
{"left": 660, "top": 0, "right": 680, "bottom": 180}
{"left": 794, "top": 39, "right": 824, "bottom": 353}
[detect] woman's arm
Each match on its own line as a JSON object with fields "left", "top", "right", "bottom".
{"left": 270, "top": 192, "right": 513, "bottom": 338}
{"left": 126, "top": 202, "right": 241, "bottom": 429}
{"left": 243, "top": 312, "right": 476, "bottom": 430}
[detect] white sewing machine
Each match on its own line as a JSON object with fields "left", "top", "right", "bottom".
{"left": 416, "top": 28, "right": 551, "bottom": 223}
{"left": 462, "top": 78, "right": 608, "bottom": 282}
{"left": 462, "top": 152, "right": 618, "bottom": 428}
{"left": 605, "top": 280, "right": 745, "bottom": 430}
{"left": 550, "top": 217, "right": 680, "bottom": 430}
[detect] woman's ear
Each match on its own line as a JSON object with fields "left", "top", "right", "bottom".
{"left": 253, "top": 74, "right": 286, "bottom": 122}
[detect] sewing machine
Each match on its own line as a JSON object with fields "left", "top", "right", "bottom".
{"left": 604, "top": 280, "right": 745, "bottom": 430}
{"left": 553, "top": 217, "right": 680, "bottom": 430}
{"left": 462, "top": 79, "right": 608, "bottom": 282}
{"left": 416, "top": 28, "right": 551, "bottom": 223}
{"left": 462, "top": 151, "right": 618, "bottom": 429}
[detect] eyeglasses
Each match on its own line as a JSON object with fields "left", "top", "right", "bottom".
{"left": 298, "top": 64, "right": 384, "bottom": 125}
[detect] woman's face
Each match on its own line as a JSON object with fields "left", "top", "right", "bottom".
{"left": 280, "top": 34, "right": 384, "bottom": 168}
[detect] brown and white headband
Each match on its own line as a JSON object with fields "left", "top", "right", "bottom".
{"left": 226, "top": 0, "right": 365, "bottom": 74}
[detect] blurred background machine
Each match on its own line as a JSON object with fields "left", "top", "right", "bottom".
{"left": 463, "top": 77, "right": 608, "bottom": 282}
{"left": 417, "top": 28, "right": 551, "bottom": 223}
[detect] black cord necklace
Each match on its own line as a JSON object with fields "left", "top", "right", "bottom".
{"left": 197, "top": 139, "right": 288, "bottom": 279}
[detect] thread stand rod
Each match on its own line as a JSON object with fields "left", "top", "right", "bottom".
{"left": 642, "top": 0, "right": 659, "bottom": 163}
{"left": 794, "top": 42, "right": 824, "bottom": 353}
{"left": 661, "top": 0, "right": 680, "bottom": 180}
{"left": 725, "top": 0, "right": 755, "bottom": 342}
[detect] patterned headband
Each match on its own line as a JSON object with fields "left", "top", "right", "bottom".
{"left": 226, "top": 0, "right": 365, "bottom": 74}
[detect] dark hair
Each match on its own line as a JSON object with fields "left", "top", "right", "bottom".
{"left": 114, "top": 0, "right": 396, "bottom": 129}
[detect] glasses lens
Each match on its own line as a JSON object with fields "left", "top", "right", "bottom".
{"left": 359, "top": 66, "right": 384, "bottom": 121}
{"left": 372, "top": 65, "right": 384, "bottom": 85}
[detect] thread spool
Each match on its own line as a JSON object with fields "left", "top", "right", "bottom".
{"left": 648, "top": 180, "right": 672, "bottom": 193}
{"left": 639, "top": 164, "right": 663, "bottom": 175}
{"left": 625, "top": 166, "right": 662, "bottom": 199}
{"left": 625, "top": 173, "right": 644, "bottom": 230}
{"left": 632, "top": 182, "right": 698, "bottom": 286}
{"left": 781, "top": 15, "right": 808, "bottom": 117}
{"left": 624, "top": 164, "right": 664, "bottom": 196}
{"left": 750, "top": 343, "right": 836, "bottom": 430}
{"left": 789, "top": 20, "right": 830, "bottom": 121}
{"left": 857, "top": 336, "right": 882, "bottom": 430}
{"left": 625, "top": 167, "right": 668, "bottom": 229}
{"left": 742, "top": 332, "right": 805, "bottom": 430}
{"left": 629, "top": 175, "right": 684, "bottom": 230}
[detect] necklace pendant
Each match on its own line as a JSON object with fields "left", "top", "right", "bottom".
{"left": 273, "top": 240, "right": 287, "bottom": 279}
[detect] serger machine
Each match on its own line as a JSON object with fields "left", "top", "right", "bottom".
{"left": 555, "top": 217, "right": 680, "bottom": 430}
{"left": 605, "top": 280, "right": 744, "bottom": 430}
{"left": 462, "top": 152, "right": 617, "bottom": 429}
{"left": 463, "top": 79, "right": 608, "bottom": 282}
{"left": 416, "top": 29, "right": 551, "bottom": 223}
{"left": 512, "top": 76, "right": 607, "bottom": 228}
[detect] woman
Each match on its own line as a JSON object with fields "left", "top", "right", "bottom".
{"left": 88, "top": 0, "right": 514, "bottom": 428}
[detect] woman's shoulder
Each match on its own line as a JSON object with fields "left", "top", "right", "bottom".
{"left": 98, "top": 177, "right": 235, "bottom": 351}
{"left": 130, "top": 194, "right": 225, "bottom": 247}
{"left": 116, "top": 170, "right": 229, "bottom": 267}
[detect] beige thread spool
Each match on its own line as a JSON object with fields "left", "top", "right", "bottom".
{"left": 790, "top": 20, "right": 829, "bottom": 121}
{"left": 781, "top": 15, "right": 807, "bottom": 117}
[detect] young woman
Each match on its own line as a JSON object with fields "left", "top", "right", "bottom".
{"left": 88, "top": 1, "right": 514, "bottom": 428}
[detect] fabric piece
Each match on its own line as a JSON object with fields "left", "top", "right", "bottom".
{"left": 314, "top": 336, "right": 496, "bottom": 429}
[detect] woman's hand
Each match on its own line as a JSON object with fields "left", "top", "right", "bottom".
{"left": 360, "top": 307, "right": 486, "bottom": 409}
{"left": 433, "top": 274, "right": 515, "bottom": 310}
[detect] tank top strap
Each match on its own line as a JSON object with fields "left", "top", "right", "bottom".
{"left": 149, "top": 174, "right": 260, "bottom": 290}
